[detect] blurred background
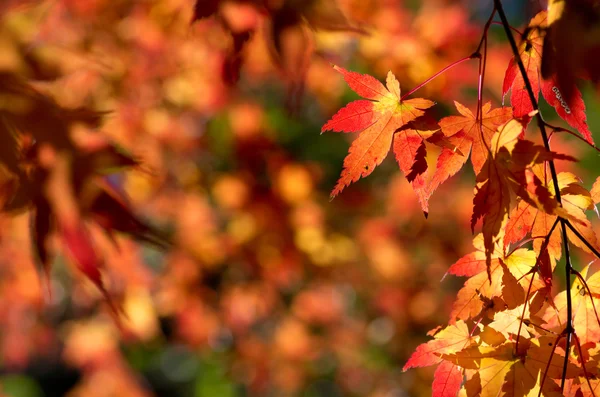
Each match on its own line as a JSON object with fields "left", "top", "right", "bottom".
{"left": 0, "top": 0, "right": 598, "bottom": 396}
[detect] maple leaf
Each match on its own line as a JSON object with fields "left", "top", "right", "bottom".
{"left": 580, "top": 376, "right": 600, "bottom": 397}
{"left": 503, "top": 11, "right": 594, "bottom": 144}
{"left": 504, "top": 199, "right": 539, "bottom": 250}
{"left": 0, "top": 71, "right": 168, "bottom": 303}
{"left": 82, "top": 179, "right": 172, "bottom": 250}
{"left": 488, "top": 304, "right": 531, "bottom": 339}
{"left": 322, "top": 66, "right": 435, "bottom": 198}
{"left": 506, "top": 168, "right": 600, "bottom": 262}
{"left": 432, "top": 361, "right": 463, "bottom": 397}
{"left": 427, "top": 130, "right": 472, "bottom": 200}
{"left": 403, "top": 320, "right": 474, "bottom": 370}
{"left": 542, "top": 0, "right": 600, "bottom": 108}
{"left": 43, "top": 154, "right": 122, "bottom": 317}
{"left": 471, "top": 119, "right": 575, "bottom": 269}
{"left": 445, "top": 234, "right": 502, "bottom": 279}
{"left": 501, "top": 339, "right": 569, "bottom": 397}
{"left": 445, "top": 339, "right": 576, "bottom": 397}
{"left": 527, "top": 248, "right": 555, "bottom": 316}
{"left": 591, "top": 176, "right": 600, "bottom": 205}
{"left": 436, "top": 101, "right": 512, "bottom": 176}
{"left": 449, "top": 248, "right": 543, "bottom": 322}
{"left": 543, "top": 266, "right": 600, "bottom": 346}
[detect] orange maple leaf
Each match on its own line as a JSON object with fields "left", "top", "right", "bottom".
{"left": 445, "top": 233, "right": 503, "bottom": 279}
{"left": 543, "top": 266, "right": 600, "bottom": 347}
{"left": 449, "top": 248, "right": 543, "bottom": 322}
{"left": 436, "top": 101, "right": 512, "bottom": 176}
{"left": 488, "top": 304, "right": 531, "bottom": 339}
{"left": 321, "top": 66, "right": 435, "bottom": 199}
{"left": 505, "top": 169, "right": 599, "bottom": 261}
{"left": 591, "top": 176, "right": 600, "bottom": 205}
{"left": 471, "top": 120, "right": 575, "bottom": 270}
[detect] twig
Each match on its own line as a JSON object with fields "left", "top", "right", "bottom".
{"left": 515, "top": 217, "right": 559, "bottom": 355}
{"left": 401, "top": 55, "right": 476, "bottom": 100}
{"left": 566, "top": 220, "right": 600, "bottom": 261}
{"left": 544, "top": 121, "right": 600, "bottom": 153}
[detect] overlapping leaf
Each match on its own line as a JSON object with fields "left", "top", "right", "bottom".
{"left": 449, "top": 248, "right": 542, "bottom": 322}
{"left": 445, "top": 234, "right": 502, "bottom": 279}
{"left": 505, "top": 168, "right": 600, "bottom": 262}
{"left": 542, "top": 0, "right": 600, "bottom": 108}
{"left": 444, "top": 339, "right": 575, "bottom": 397}
{"left": 435, "top": 101, "right": 512, "bottom": 177}
{"left": 471, "top": 119, "right": 575, "bottom": 268}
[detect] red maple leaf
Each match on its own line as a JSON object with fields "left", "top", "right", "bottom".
{"left": 503, "top": 11, "right": 594, "bottom": 144}
{"left": 322, "top": 66, "right": 435, "bottom": 200}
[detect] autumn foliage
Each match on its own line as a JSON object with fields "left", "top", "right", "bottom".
{"left": 1, "top": 0, "right": 600, "bottom": 396}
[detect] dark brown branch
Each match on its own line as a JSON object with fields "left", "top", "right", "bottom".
{"left": 493, "top": 0, "right": 575, "bottom": 391}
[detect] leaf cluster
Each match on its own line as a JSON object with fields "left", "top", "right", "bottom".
{"left": 322, "top": 6, "right": 600, "bottom": 397}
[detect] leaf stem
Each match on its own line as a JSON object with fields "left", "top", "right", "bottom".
{"left": 543, "top": 121, "right": 600, "bottom": 153}
{"left": 537, "top": 334, "right": 563, "bottom": 397}
{"left": 491, "top": 21, "right": 522, "bottom": 36}
{"left": 474, "top": 8, "right": 496, "bottom": 157}
{"left": 475, "top": 9, "right": 497, "bottom": 54}
{"left": 400, "top": 55, "right": 475, "bottom": 100}
{"left": 573, "top": 334, "right": 597, "bottom": 397}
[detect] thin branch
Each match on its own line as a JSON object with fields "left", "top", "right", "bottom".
{"left": 491, "top": 21, "right": 523, "bottom": 36}
{"left": 544, "top": 121, "right": 600, "bottom": 153}
{"left": 493, "top": 0, "right": 562, "bottom": 204}
{"left": 400, "top": 55, "right": 476, "bottom": 100}
{"left": 566, "top": 220, "right": 600, "bottom": 261}
{"left": 516, "top": 268, "right": 535, "bottom": 355}
{"left": 537, "top": 334, "right": 563, "bottom": 397}
{"left": 515, "top": 217, "right": 559, "bottom": 355}
{"left": 573, "top": 333, "right": 597, "bottom": 397}
{"left": 494, "top": 0, "right": 578, "bottom": 391}
{"left": 476, "top": 9, "right": 496, "bottom": 150}
{"left": 559, "top": 222, "right": 573, "bottom": 390}
{"left": 475, "top": 10, "right": 497, "bottom": 54}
